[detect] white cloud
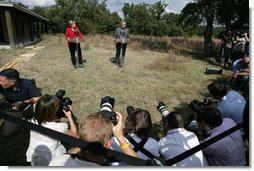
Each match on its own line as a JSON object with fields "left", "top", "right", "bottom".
{"left": 5, "top": 0, "right": 56, "bottom": 7}
{"left": 103, "top": 0, "right": 193, "bottom": 19}
{"left": 4, "top": 0, "right": 193, "bottom": 17}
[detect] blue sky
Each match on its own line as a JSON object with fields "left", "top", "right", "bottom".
{"left": 5, "top": 0, "right": 193, "bottom": 18}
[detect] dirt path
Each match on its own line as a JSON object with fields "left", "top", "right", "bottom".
{"left": 0, "top": 46, "right": 45, "bottom": 71}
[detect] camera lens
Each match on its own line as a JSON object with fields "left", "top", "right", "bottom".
{"left": 157, "top": 101, "right": 170, "bottom": 117}
{"left": 127, "top": 106, "right": 135, "bottom": 115}
{"left": 99, "top": 96, "right": 117, "bottom": 125}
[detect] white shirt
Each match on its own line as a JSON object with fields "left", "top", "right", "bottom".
{"left": 49, "top": 154, "right": 100, "bottom": 166}
{"left": 26, "top": 119, "right": 68, "bottom": 166}
{"left": 159, "top": 128, "right": 208, "bottom": 166}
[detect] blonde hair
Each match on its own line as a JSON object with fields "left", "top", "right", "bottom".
{"left": 68, "top": 20, "right": 75, "bottom": 26}
{"left": 79, "top": 113, "right": 113, "bottom": 146}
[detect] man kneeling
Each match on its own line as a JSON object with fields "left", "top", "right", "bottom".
{"left": 49, "top": 112, "right": 137, "bottom": 166}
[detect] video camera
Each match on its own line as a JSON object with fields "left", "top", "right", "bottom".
{"left": 55, "top": 89, "right": 73, "bottom": 119}
{"left": 157, "top": 101, "right": 170, "bottom": 117}
{"left": 205, "top": 68, "right": 223, "bottom": 75}
{"left": 98, "top": 96, "right": 117, "bottom": 125}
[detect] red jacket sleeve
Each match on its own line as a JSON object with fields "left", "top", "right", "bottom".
{"left": 65, "top": 27, "right": 71, "bottom": 40}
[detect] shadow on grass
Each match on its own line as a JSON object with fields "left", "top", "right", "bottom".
{"left": 174, "top": 48, "right": 225, "bottom": 69}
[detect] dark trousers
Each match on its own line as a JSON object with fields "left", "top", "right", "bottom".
{"left": 223, "top": 47, "right": 231, "bottom": 67}
{"left": 233, "top": 75, "right": 249, "bottom": 91}
{"left": 68, "top": 42, "right": 83, "bottom": 66}
{"left": 115, "top": 43, "right": 127, "bottom": 65}
{"left": 0, "top": 102, "right": 34, "bottom": 137}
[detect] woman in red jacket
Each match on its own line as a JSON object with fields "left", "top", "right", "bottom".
{"left": 65, "top": 20, "right": 84, "bottom": 68}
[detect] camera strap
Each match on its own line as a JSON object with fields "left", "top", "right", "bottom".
{"left": 165, "top": 122, "right": 243, "bottom": 166}
{"left": 126, "top": 135, "right": 155, "bottom": 159}
{"left": 0, "top": 111, "right": 148, "bottom": 166}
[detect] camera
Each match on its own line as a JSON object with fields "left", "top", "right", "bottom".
{"left": 188, "top": 99, "right": 213, "bottom": 115}
{"left": 232, "top": 31, "right": 245, "bottom": 38}
{"left": 126, "top": 105, "right": 135, "bottom": 115}
{"left": 205, "top": 68, "right": 223, "bottom": 75}
{"left": 157, "top": 101, "right": 170, "bottom": 117}
{"left": 55, "top": 89, "right": 73, "bottom": 119}
{"left": 98, "top": 96, "right": 117, "bottom": 125}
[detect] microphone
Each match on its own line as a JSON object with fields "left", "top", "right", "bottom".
{"left": 74, "top": 29, "right": 79, "bottom": 34}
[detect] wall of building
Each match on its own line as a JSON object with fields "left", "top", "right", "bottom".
{"left": 0, "top": 5, "right": 48, "bottom": 49}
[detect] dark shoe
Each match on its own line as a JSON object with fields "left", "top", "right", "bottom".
{"left": 74, "top": 65, "right": 78, "bottom": 69}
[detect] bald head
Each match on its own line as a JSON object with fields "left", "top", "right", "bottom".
{"left": 241, "top": 55, "right": 250, "bottom": 67}
{"left": 121, "top": 20, "right": 126, "bottom": 28}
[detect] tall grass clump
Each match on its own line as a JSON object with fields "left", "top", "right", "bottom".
{"left": 128, "top": 35, "right": 221, "bottom": 56}
{"left": 129, "top": 35, "right": 173, "bottom": 52}
{"left": 145, "top": 53, "right": 188, "bottom": 71}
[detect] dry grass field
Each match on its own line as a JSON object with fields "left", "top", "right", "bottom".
{"left": 7, "top": 34, "right": 232, "bottom": 122}
{"left": 0, "top": 34, "right": 236, "bottom": 165}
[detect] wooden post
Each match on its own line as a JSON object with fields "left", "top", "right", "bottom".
{"left": 29, "top": 17, "right": 34, "bottom": 41}
{"left": 5, "top": 10, "right": 15, "bottom": 49}
{"left": 36, "top": 21, "right": 40, "bottom": 38}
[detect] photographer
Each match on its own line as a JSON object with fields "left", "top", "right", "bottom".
{"left": 197, "top": 107, "right": 245, "bottom": 166}
{"left": 112, "top": 108, "right": 160, "bottom": 160}
{"left": 231, "top": 53, "right": 249, "bottom": 92}
{"left": 223, "top": 30, "right": 233, "bottom": 68}
{"left": 113, "top": 20, "right": 129, "bottom": 67}
{"left": 158, "top": 111, "right": 208, "bottom": 166}
{"left": 231, "top": 31, "right": 248, "bottom": 62}
{"left": 0, "top": 68, "right": 41, "bottom": 137}
{"left": 65, "top": 20, "right": 84, "bottom": 68}
{"left": 49, "top": 112, "right": 138, "bottom": 166}
{"left": 26, "top": 94, "right": 78, "bottom": 166}
{"left": 207, "top": 81, "right": 246, "bottom": 126}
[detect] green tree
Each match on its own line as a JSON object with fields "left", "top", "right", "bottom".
{"left": 215, "top": 0, "right": 249, "bottom": 32}
{"left": 180, "top": 0, "right": 248, "bottom": 57}
{"left": 122, "top": 2, "right": 183, "bottom": 37}
{"left": 30, "top": 0, "right": 120, "bottom": 34}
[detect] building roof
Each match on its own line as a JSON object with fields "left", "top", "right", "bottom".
{"left": 0, "top": 1, "right": 49, "bottom": 21}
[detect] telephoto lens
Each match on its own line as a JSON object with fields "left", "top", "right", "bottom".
{"left": 99, "top": 96, "right": 117, "bottom": 125}
{"left": 157, "top": 101, "right": 170, "bottom": 117}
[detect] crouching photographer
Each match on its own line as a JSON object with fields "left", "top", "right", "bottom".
{"left": 26, "top": 93, "right": 78, "bottom": 166}
{"left": 0, "top": 68, "right": 42, "bottom": 137}
{"left": 122, "top": 105, "right": 160, "bottom": 160}
{"left": 155, "top": 101, "right": 208, "bottom": 166}
{"left": 98, "top": 96, "right": 138, "bottom": 157}
{"left": 49, "top": 96, "right": 138, "bottom": 166}
{"left": 186, "top": 97, "right": 217, "bottom": 136}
